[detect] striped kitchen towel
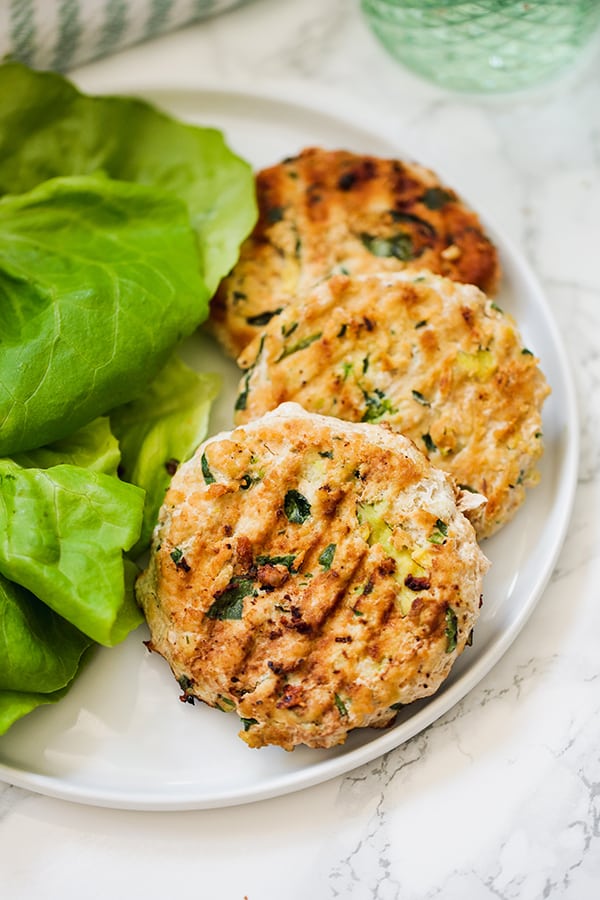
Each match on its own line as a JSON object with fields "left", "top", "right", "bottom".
{"left": 0, "top": 0, "right": 250, "bottom": 71}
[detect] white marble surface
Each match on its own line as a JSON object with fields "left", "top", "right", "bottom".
{"left": 2, "top": 1, "right": 600, "bottom": 896}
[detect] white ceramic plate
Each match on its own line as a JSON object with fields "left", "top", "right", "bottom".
{"left": 0, "top": 82, "right": 578, "bottom": 810}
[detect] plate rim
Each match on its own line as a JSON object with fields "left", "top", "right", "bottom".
{"left": 0, "top": 79, "right": 580, "bottom": 811}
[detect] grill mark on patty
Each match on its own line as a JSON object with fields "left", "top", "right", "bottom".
{"left": 228, "top": 492, "right": 374, "bottom": 717}
{"left": 203, "top": 438, "right": 351, "bottom": 698}
{"left": 138, "top": 407, "right": 490, "bottom": 749}
{"left": 211, "top": 148, "right": 500, "bottom": 359}
{"left": 235, "top": 274, "right": 548, "bottom": 538}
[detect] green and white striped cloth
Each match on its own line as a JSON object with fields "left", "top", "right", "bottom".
{"left": 0, "top": 0, "right": 249, "bottom": 71}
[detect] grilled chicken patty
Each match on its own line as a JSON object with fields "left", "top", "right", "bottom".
{"left": 210, "top": 147, "right": 501, "bottom": 357}
{"left": 136, "top": 404, "right": 489, "bottom": 751}
{"left": 235, "top": 273, "right": 550, "bottom": 539}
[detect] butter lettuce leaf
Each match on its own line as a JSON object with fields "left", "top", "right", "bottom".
{"left": 111, "top": 356, "right": 221, "bottom": 555}
{"left": 12, "top": 417, "right": 120, "bottom": 475}
{"left": 0, "top": 460, "right": 145, "bottom": 646}
{"left": 0, "top": 686, "right": 73, "bottom": 737}
{"left": 0, "top": 174, "right": 209, "bottom": 456}
{"left": 0, "top": 63, "right": 257, "bottom": 734}
{"left": 0, "top": 62, "right": 257, "bottom": 293}
{"left": 0, "top": 574, "right": 91, "bottom": 693}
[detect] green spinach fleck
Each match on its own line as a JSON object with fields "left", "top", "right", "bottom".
{"left": 318, "top": 543, "right": 337, "bottom": 570}
{"left": 428, "top": 519, "right": 448, "bottom": 544}
{"left": 412, "top": 389, "right": 430, "bottom": 406}
{"left": 256, "top": 554, "right": 297, "bottom": 570}
{"left": 170, "top": 547, "right": 191, "bottom": 572}
{"left": 201, "top": 451, "right": 215, "bottom": 484}
{"left": 241, "top": 717, "right": 258, "bottom": 731}
{"left": 361, "top": 388, "right": 396, "bottom": 423}
{"left": 422, "top": 432, "right": 437, "bottom": 453}
{"left": 277, "top": 332, "right": 322, "bottom": 362}
{"left": 216, "top": 694, "right": 236, "bottom": 711}
{"left": 390, "top": 210, "right": 437, "bottom": 239}
{"left": 281, "top": 321, "right": 298, "bottom": 339}
{"left": 284, "top": 490, "right": 311, "bottom": 524}
{"left": 246, "top": 308, "right": 283, "bottom": 326}
{"left": 421, "top": 187, "right": 453, "bottom": 210}
{"left": 206, "top": 577, "right": 255, "bottom": 620}
{"left": 235, "top": 372, "right": 251, "bottom": 411}
{"left": 360, "top": 232, "right": 415, "bottom": 261}
{"left": 445, "top": 606, "right": 458, "bottom": 653}
{"left": 177, "top": 674, "right": 193, "bottom": 692}
{"left": 266, "top": 206, "right": 284, "bottom": 224}
{"left": 334, "top": 693, "right": 349, "bottom": 717}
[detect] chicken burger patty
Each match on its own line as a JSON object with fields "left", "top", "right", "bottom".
{"left": 235, "top": 272, "right": 550, "bottom": 539}
{"left": 136, "top": 403, "right": 489, "bottom": 751}
{"left": 210, "top": 147, "right": 501, "bottom": 358}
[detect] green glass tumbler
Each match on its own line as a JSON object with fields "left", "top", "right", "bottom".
{"left": 361, "top": 0, "right": 600, "bottom": 92}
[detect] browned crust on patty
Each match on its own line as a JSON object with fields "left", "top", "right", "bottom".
{"left": 210, "top": 147, "right": 501, "bottom": 357}
{"left": 136, "top": 405, "right": 488, "bottom": 750}
{"left": 235, "top": 273, "right": 550, "bottom": 539}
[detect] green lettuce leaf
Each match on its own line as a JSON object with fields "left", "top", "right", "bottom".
{"left": 0, "top": 547, "right": 141, "bottom": 737}
{"left": 0, "top": 574, "right": 91, "bottom": 693}
{"left": 12, "top": 417, "right": 120, "bottom": 475}
{"left": 0, "top": 685, "right": 73, "bottom": 737}
{"left": 0, "top": 459, "right": 145, "bottom": 646}
{"left": 0, "top": 174, "right": 209, "bottom": 456}
{"left": 0, "top": 63, "right": 258, "bottom": 735}
{"left": 111, "top": 356, "right": 221, "bottom": 555}
{"left": 0, "top": 62, "right": 257, "bottom": 293}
